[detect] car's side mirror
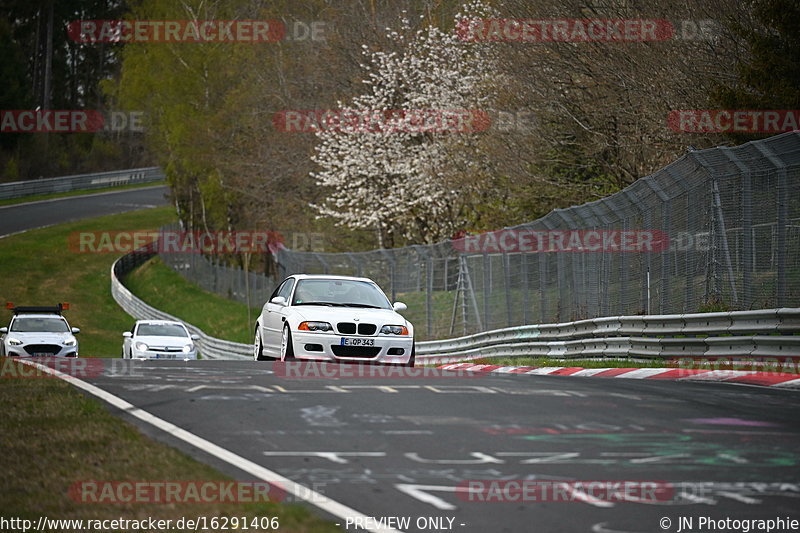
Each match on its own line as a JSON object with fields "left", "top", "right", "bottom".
{"left": 122, "top": 331, "right": 132, "bottom": 338}
{"left": 71, "top": 327, "right": 80, "bottom": 334}
{"left": 392, "top": 302, "right": 407, "bottom": 312}
{"left": 0, "top": 327, "right": 7, "bottom": 334}
{"left": 270, "top": 296, "right": 287, "bottom": 306}
{"left": 190, "top": 334, "right": 200, "bottom": 341}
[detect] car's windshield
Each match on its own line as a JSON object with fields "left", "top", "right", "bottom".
{"left": 136, "top": 323, "right": 188, "bottom": 337}
{"left": 10, "top": 317, "right": 70, "bottom": 333}
{"left": 292, "top": 279, "right": 391, "bottom": 309}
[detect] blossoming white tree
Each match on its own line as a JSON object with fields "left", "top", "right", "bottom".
{"left": 311, "top": 0, "right": 497, "bottom": 247}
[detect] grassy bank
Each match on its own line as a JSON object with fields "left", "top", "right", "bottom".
{"left": 123, "top": 256, "right": 258, "bottom": 344}
{"left": 0, "top": 359, "right": 339, "bottom": 531}
{"left": 0, "top": 206, "right": 176, "bottom": 357}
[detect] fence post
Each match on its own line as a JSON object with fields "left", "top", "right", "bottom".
{"left": 483, "top": 253, "right": 490, "bottom": 329}
{"left": 539, "top": 251, "right": 548, "bottom": 324}
{"left": 504, "top": 253, "right": 512, "bottom": 326}
{"left": 521, "top": 252, "right": 529, "bottom": 324}
{"left": 752, "top": 142, "right": 789, "bottom": 306}
{"left": 721, "top": 148, "right": 753, "bottom": 309}
{"left": 426, "top": 254, "right": 434, "bottom": 338}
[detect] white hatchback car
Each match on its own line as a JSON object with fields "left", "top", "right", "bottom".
{"left": 122, "top": 320, "right": 199, "bottom": 359}
{"left": 253, "top": 275, "right": 415, "bottom": 366}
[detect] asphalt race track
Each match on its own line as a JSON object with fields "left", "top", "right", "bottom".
{"left": 0, "top": 185, "right": 169, "bottom": 237}
{"left": 81, "top": 358, "right": 800, "bottom": 533}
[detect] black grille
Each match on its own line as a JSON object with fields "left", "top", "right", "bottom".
{"left": 337, "top": 322, "right": 356, "bottom": 334}
{"left": 331, "top": 345, "right": 381, "bottom": 358}
{"left": 24, "top": 344, "right": 61, "bottom": 355}
{"left": 357, "top": 323, "right": 377, "bottom": 335}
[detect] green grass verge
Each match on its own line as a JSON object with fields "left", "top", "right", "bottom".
{"left": 123, "top": 256, "right": 258, "bottom": 344}
{"left": 0, "top": 180, "right": 165, "bottom": 207}
{"left": 0, "top": 206, "right": 176, "bottom": 357}
{"left": 0, "top": 359, "right": 339, "bottom": 532}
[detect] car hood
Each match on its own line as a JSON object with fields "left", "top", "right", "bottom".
{"left": 6, "top": 331, "right": 73, "bottom": 343}
{"left": 134, "top": 335, "right": 192, "bottom": 347}
{"left": 291, "top": 306, "right": 410, "bottom": 327}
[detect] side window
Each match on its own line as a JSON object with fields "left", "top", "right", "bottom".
{"left": 278, "top": 279, "right": 295, "bottom": 302}
{"left": 270, "top": 279, "right": 289, "bottom": 300}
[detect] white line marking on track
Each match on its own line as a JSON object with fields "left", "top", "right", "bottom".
{"left": 18, "top": 359, "right": 402, "bottom": 533}
{"left": 394, "top": 484, "right": 463, "bottom": 511}
{"left": 262, "top": 452, "right": 386, "bottom": 464}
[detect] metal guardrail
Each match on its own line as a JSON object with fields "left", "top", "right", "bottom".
{"left": 0, "top": 167, "right": 164, "bottom": 200}
{"left": 111, "top": 249, "right": 800, "bottom": 364}
{"left": 414, "top": 309, "right": 800, "bottom": 364}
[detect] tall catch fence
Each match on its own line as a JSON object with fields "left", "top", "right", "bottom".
{"left": 159, "top": 132, "right": 800, "bottom": 340}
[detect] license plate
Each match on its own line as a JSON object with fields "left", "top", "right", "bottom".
{"left": 340, "top": 337, "right": 374, "bottom": 347}
{"left": 33, "top": 352, "right": 49, "bottom": 357}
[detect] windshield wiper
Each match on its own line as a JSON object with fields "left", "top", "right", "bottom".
{"left": 340, "top": 303, "right": 383, "bottom": 308}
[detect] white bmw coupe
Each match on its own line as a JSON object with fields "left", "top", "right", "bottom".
{"left": 253, "top": 274, "right": 414, "bottom": 366}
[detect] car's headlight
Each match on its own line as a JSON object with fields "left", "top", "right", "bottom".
{"left": 8, "top": 337, "right": 23, "bottom": 346}
{"left": 298, "top": 321, "right": 333, "bottom": 332}
{"left": 182, "top": 344, "right": 194, "bottom": 353}
{"left": 63, "top": 337, "right": 77, "bottom": 346}
{"left": 135, "top": 342, "right": 149, "bottom": 351}
{"left": 380, "top": 325, "right": 409, "bottom": 335}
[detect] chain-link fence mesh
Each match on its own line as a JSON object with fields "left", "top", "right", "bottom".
{"left": 161, "top": 132, "right": 800, "bottom": 340}
{"left": 159, "top": 239, "right": 275, "bottom": 308}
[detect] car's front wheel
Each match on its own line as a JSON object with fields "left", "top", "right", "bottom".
{"left": 404, "top": 344, "right": 416, "bottom": 368}
{"left": 254, "top": 327, "right": 267, "bottom": 361}
{"left": 280, "top": 325, "right": 294, "bottom": 361}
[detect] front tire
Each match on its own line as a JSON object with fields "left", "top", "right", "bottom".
{"left": 254, "top": 327, "right": 267, "bottom": 361}
{"left": 404, "top": 344, "right": 416, "bottom": 368}
{"left": 280, "top": 325, "right": 294, "bottom": 361}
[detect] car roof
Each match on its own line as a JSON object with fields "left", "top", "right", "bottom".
{"left": 290, "top": 274, "right": 376, "bottom": 283}
{"left": 135, "top": 320, "right": 186, "bottom": 326}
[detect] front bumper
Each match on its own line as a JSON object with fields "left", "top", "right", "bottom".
{"left": 291, "top": 331, "right": 414, "bottom": 364}
{"left": 130, "top": 348, "right": 198, "bottom": 360}
{"left": 4, "top": 344, "right": 77, "bottom": 357}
